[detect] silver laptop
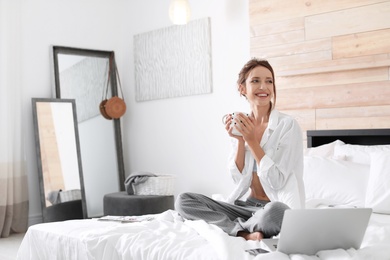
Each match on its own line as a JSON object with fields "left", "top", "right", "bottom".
{"left": 260, "top": 208, "right": 372, "bottom": 255}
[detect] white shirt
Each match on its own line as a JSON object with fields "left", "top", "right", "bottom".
{"left": 226, "top": 109, "right": 305, "bottom": 209}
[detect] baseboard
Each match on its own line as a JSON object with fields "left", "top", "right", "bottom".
{"left": 28, "top": 213, "right": 42, "bottom": 227}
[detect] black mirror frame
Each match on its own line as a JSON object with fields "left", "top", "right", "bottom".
{"left": 52, "top": 46, "right": 126, "bottom": 195}
{"left": 32, "top": 98, "right": 87, "bottom": 221}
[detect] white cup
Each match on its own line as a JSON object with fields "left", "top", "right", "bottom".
{"left": 231, "top": 112, "right": 249, "bottom": 136}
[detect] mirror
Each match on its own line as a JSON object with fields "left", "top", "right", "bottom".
{"left": 52, "top": 46, "right": 125, "bottom": 218}
{"left": 32, "top": 98, "right": 86, "bottom": 222}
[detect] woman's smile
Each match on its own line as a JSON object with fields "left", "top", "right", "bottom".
{"left": 255, "top": 92, "right": 269, "bottom": 98}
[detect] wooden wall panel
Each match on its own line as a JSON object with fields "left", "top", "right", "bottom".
{"left": 250, "top": 18, "right": 304, "bottom": 37}
{"left": 316, "top": 116, "right": 390, "bottom": 130}
{"left": 251, "top": 38, "right": 331, "bottom": 59}
{"left": 249, "top": 0, "right": 390, "bottom": 140}
{"left": 333, "top": 29, "right": 390, "bottom": 59}
{"left": 305, "top": 2, "right": 390, "bottom": 40}
{"left": 277, "top": 68, "right": 388, "bottom": 90}
{"left": 249, "top": 0, "right": 386, "bottom": 25}
{"left": 316, "top": 105, "right": 390, "bottom": 119}
{"left": 250, "top": 30, "right": 304, "bottom": 48}
{"left": 278, "top": 81, "right": 390, "bottom": 110}
{"left": 277, "top": 54, "right": 390, "bottom": 76}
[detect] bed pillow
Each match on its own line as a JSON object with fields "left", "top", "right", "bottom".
{"left": 365, "top": 151, "right": 390, "bottom": 214}
{"left": 304, "top": 140, "right": 345, "bottom": 157}
{"left": 334, "top": 144, "right": 390, "bottom": 165}
{"left": 304, "top": 156, "right": 370, "bottom": 207}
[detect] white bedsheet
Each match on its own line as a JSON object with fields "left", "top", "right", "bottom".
{"left": 17, "top": 210, "right": 390, "bottom": 260}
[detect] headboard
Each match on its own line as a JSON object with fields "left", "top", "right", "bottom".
{"left": 307, "top": 129, "right": 390, "bottom": 148}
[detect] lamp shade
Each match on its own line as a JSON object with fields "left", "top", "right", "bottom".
{"left": 169, "top": 0, "right": 191, "bottom": 25}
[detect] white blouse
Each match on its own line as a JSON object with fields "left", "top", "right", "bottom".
{"left": 226, "top": 109, "right": 305, "bottom": 209}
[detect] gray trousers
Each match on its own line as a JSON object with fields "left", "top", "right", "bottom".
{"left": 175, "top": 192, "right": 289, "bottom": 238}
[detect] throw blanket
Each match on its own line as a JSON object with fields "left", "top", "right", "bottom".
{"left": 124, "top": 171, "right": 156, "bottom": 195}
{"left": 46, "top": 190, "right": 62, "bottom": 205}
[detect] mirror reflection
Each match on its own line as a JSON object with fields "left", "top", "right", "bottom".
{"left": 53, "top": 46, "right": 125, "bottom": 218}
{"left": 32, "top": 98, "right": 85, "bottom": 222}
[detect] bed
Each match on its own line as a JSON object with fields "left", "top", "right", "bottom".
{"left": 18, "top": 129, "right": 390, "bottom": 260}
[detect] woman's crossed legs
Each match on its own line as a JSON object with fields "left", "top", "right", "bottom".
{"left": 175, "top": 192, "right": 289, "bottom": 240}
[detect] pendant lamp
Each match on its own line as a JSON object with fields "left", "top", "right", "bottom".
{"left": 169, "top": 0, "right": 191, "bottom": 25}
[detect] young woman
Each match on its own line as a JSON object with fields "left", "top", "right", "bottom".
{"left": 175, "top": 58, "right": 305, "bottom": 241}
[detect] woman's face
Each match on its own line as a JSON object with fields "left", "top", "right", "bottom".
{"left": 242, "top": 66, "right": 274, "bottom": 107}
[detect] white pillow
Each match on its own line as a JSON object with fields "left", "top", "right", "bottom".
{"left": 334, "top": 144, "right": 390, "bottom": 165}
{"left": 365, "top": 151, "right": 390, "bottom": 214}
{"left": 304, "top": 156, "right": 370, "bottom": 207}
{"left": 304, "top": 140, "right": 345, "bottom": 157}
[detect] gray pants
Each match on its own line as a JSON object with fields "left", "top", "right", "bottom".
{"left": 175, "top": 192, "right": 289, "bottom": 238}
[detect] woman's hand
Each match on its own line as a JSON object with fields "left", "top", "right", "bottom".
{"left": 232, "top": 113, "right": 257, "bottom": 143}
{"left": 224, "top": 113, "right": 246, "bottom": 172}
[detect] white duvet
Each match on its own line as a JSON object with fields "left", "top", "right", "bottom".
{"left": 17, "top": 209, "right": 390, "bottom": 260}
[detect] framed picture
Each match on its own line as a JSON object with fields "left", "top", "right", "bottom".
{"left": 134, "top": 17, "right": 212, "bottom": 101}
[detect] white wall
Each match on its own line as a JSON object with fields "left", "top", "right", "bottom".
{"left": 21, "top": 0, "right": 250, "bottom": 225}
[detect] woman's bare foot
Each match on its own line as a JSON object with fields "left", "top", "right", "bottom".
{"left": 237, "top": 231, "right": 264, "bottom": 241}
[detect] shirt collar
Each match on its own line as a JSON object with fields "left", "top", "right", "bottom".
{"left": 260, "top": 109, "right": 278, "bottom": 146}
{"left": 268, "top": 109, "right": 279, "bottom": 131}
